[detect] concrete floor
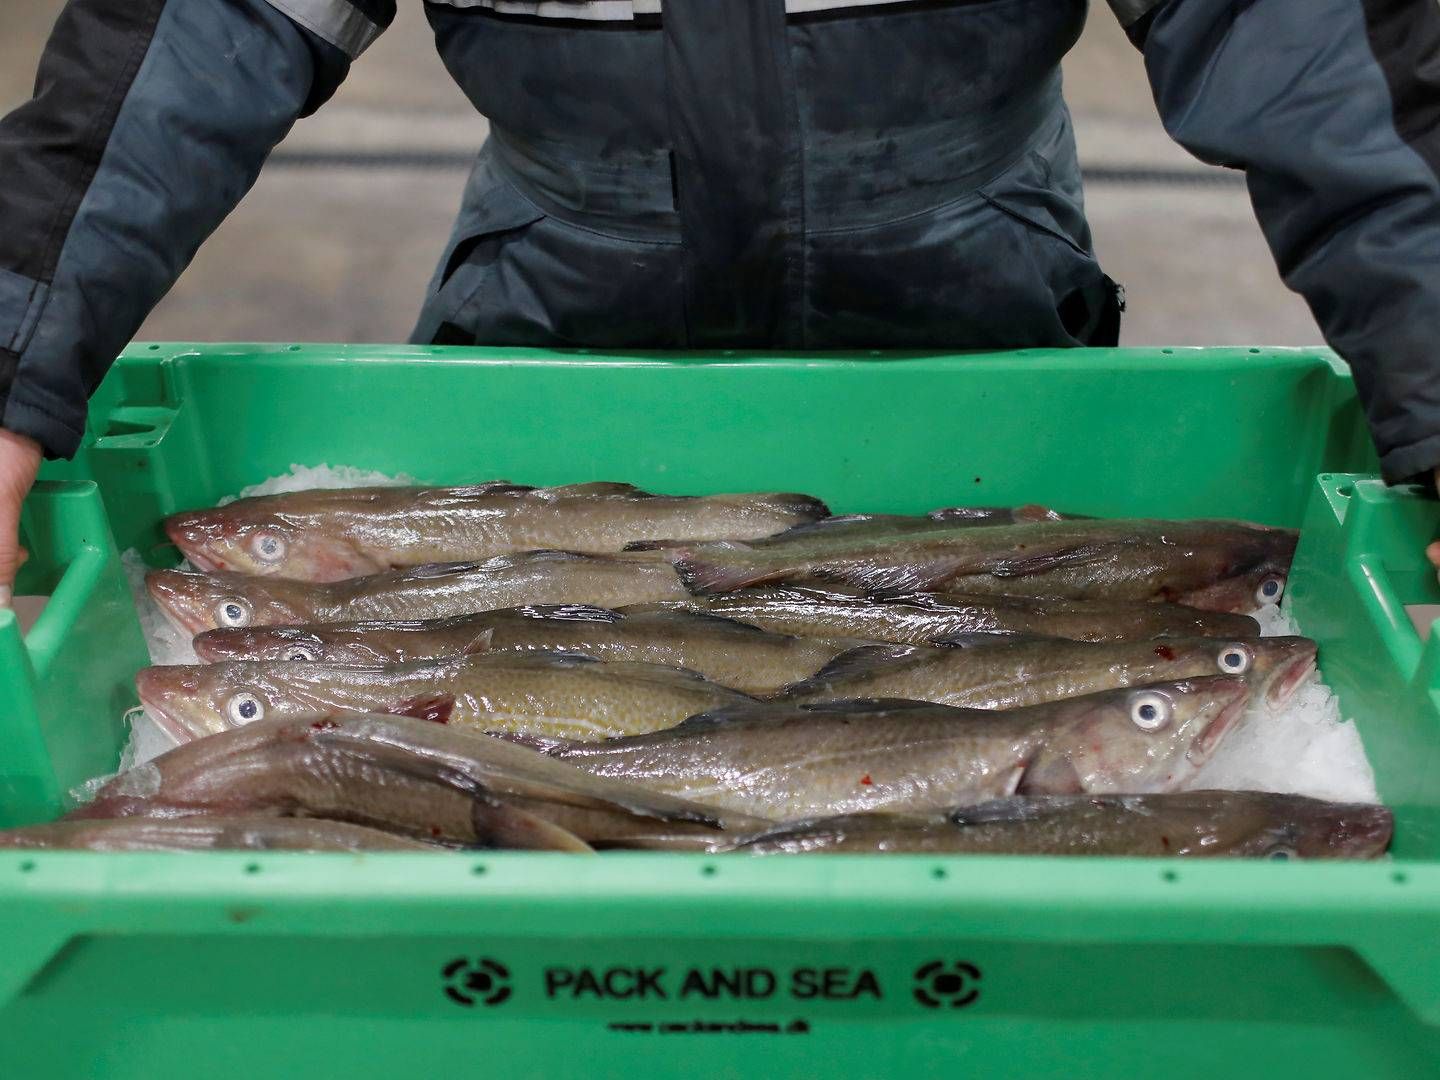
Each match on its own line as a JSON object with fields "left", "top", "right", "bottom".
{"left": 3, "top": 2, "right": 1323, "bottom": 347}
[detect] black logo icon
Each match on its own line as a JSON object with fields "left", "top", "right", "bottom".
{"left": 442, "top": 958, "right": 512, "bottom": 1007}
{"left": 913, "top": 961, "right": 981, "bottom": 1009}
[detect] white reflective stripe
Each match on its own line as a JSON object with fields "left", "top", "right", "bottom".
{"left": 427, "top": 0, "right": 646, "bottom": 19}
{"left": 424, "top": 0, "right": 942, "bottom": 18}
{"left": 784, "top": 0, "right": 919, "bottom": 10}
{"left": 263, "top": 0, "right": 384, "bottom": 57}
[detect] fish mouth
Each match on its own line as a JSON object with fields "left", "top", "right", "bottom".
{"left": 1267, "top": 653, "right": 1318, "bottom": 707}
{"left": 1325, "top": 806, "right": 1394, "bottom": 858}
{"left": 134, "top": 668, "right": 203, "bottom": 743}
{"left": 1189, "top": 686, "right": 1250, "bottom": 762}
{"left": 144, "top": 572, "right": 213, "bottom": 636}
{"left": 164, "top": 517, "right": 225, "bottom": 571}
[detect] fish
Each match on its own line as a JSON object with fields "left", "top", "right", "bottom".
{"left": 780, "top": 635, "right": 1317, "bottom": 711}
{"left": 70, "top": 713, "right": 761, "bottom": 849}
{"left": 541, "top": 677, "right": 1251, "bottom": 820}
{"left": 134, "top": 652, "right": 757, "bottom": 742}
{"left": 145, "top": 549, "right": 690, "bottom": 635}
{"left": 663, "top": 517, "right": 1298, "bottom": 613}
{"left": 192, "top": 605, "right": 872, "bottom": 696}
{"left": 625, "top": 504, "right": 1077, "bottom": 551}
{"left": 730, "top": 792, "right": 1394, "bottom": 859}
{"left": 632, "top": 586, "right": 1261, "bottom": 646}
{"left": 164, "top": 481, "right": 829, "bottom": 581}
{"left": 0, "top": 816, "right": 444, "bottom": 852}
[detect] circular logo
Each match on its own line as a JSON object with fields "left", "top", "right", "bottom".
{"left": 442, "top": 957, "right": 512, "bottom": 1007}
{"left": 912, "top": 960, "right": 981, "bottom": 1009}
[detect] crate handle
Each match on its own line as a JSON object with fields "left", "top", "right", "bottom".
{"left": 0, "top": 481, "right": 136, "bottom": 827}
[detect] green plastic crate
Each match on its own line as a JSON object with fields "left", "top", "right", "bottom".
{"left": 3, "top": 343, "right": 1438, "bottom": 1079}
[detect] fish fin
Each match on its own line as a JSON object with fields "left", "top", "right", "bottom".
{"left": 399, "top": 560, "right": 492, "bottom": 580}
{"left": 925, "top": 506, "right": 1017, "bottom": 524}
{"left": 503, "top": 651, "right": 605, "bottom": 669}
{"left": 752, "top": 493, "right": 831, "bottom": 520}
{"left": 486, "top": 730, "right": 572, "bottom": 754}
{"left": 987, "top": 543, "right": 1115, "bottom": 579}
{"left": 542, "top": 481, "right": 654, "bottom": 499}
{"left": 386, "top": 694, "right": 456, "bottom": 725}
{"left": 443, "top": 482, "right": 534, "bottom": 498}
{"left": 470, "top": 799, "right": 595, "bottom": 852}
{"left": 456, "top": 628, "right": 496, "bottom": 656}
{"left": 808, "top": 643, "right": 927, "bottom": 681}
{"left": 671, "top": 702, "right": 788, "bottom": 731}
{"left": 670, "top": 545, "right": 777, "bottom": 594}
{"left": 760, "top": 514, "right": 905, "bottom": 541}
{"left": 1014, "top": 751, "right": 1084, "bottom": 796}
{"left": 634, "top": 609, "right": 779, "bottom": 637}
{"left": 623, "top": 539, "right": 686, "bottom": 552}
{"left": 511, "top": 604, "right": 624, "bottom": 624}
{"left": 797, "top": 697, "right": 945, "bottom": 716}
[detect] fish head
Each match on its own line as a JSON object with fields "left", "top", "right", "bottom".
{"left": 1170, "top": 526, "right": 1298, "bottom": 613}
{"left": 1207, "top": 636, "right": 1318, "bottom": 707}
{"left": 1042, "top": 675, "right": 1252, "bottom": 794}
{"left": 193, "top": 626, "right": 331, "bottom": 664}
{"left": 145, "top": 569, "right": 315, "bottom": 635}
{"left": 1208, "top": 793, "right": 1394, "bottom": 860}
{"left": 164, "top": 505, "right": 380, "bottom": 580}
{"left": 135, "top": 660, "right": 394, "bottom": 738}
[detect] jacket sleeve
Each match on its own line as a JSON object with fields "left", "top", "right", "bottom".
{"left": 1109, "top": 0, "right": 1440, "bottom": 482}
{"left": 0, "top": 0, "right": 395, "bottom": 458}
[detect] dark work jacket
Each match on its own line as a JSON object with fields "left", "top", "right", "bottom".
{"left": 0, "top": 0, "right": 1438, "bottom": 483}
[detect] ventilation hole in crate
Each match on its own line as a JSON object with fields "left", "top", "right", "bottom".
{"left": 287, "top": 345, "right": 302, "bottom": 353}
{"left": 147, "top": 344, "right": 161, "bottom": 351}
{"left": 700, "top": 864, "right": 718, "bottom": 878}
{"left": 1161, "top": 348, "right": 1174, "bottom": 355}
{"left": 1248, "top": 348, "right": 1261, "bottom": 354}
{"left": 18, "top": 860, "right": 36, "bottom": 874}
{"left": 1392, "top": 871, "right": 1408, "bottom": 885}
{"left": 244, "top": 862, "right": 262, "bottom": 875}
{"left": 1336, "top": 485, "right": 1354, "bottom": 498}
{"left": 472, "top": 863, "right": 488, "bottom": 877}
{"left": 1161, "top": 870, "right": 1179, "bottom": 883}
{"left": 931, "top": 867, "right": 948, "bottom": 881}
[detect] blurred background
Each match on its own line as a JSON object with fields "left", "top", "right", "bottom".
{"left": 4, "top": 2, "right": 1323, "bottom": 347}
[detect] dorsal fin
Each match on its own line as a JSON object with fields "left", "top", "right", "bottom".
{"left": 761, "top": 514, "right": 922, "bottom": 541}
{"left": 441, "top": 482, "right": 534, "bottom": 498}
{"left": 808, "top": 643, "right": 926, "bottom": 682}
{"left": 670, "top": 702, "right": 788, "bottom": 731}
{"left": 630, "top": 608, "right": 780, "bottom": 637}
{"left": 987, "top": 543, "right": 1115, "bottom": 579}
{"left": 542, "top": 481, "right": 655, "bottom": 499}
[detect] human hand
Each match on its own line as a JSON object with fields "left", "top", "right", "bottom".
{"left": 0, "top": 429, "right": 42, "bottom": 608}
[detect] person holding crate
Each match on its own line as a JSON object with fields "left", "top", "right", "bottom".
{"left": 1, "top": 0, "right": 1439, "bottom": 602}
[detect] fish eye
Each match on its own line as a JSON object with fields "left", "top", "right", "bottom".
{"left": 214, "top": 597, "right": 253, "bottom": 628}
{"left": 1128, "top": 690, "right": 1173, "bottom": 731}
{"left": 284, "top": 644, "right": 318, "bottom": 662}
{"left": 226, "top": 692, "right": 265, "bottom": 726}
{"left": 1255, "top": 575, "right": 1285, "bottom": 606}
{"left": 1216, "top": 642, "right": 1253, "bottom": 675}
{"left": 251, "top": 533, "right": 286, "bottom": 563}
{"left": 1265, "top": 845, "right": 1297, "bottom": 861}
